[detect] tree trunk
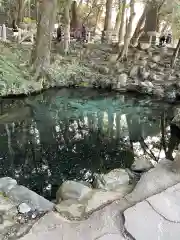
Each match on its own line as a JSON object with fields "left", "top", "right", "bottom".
{"left": 17, "top": 0, "right": 25, "bottom": 25}
{"left": 131, "top": 5, "right": 147, "bottom": 46}
{"left": 31, "top": 0, "right": 57, "bottom": 79}
{"left": 93, "top": 5, "right": 103, "bottom": 34}
{"left": 71, "top": 1, "right": 80, "bottom": 29}
{"left": 64, "top": 0, "right": 72, "bottom": 54}
{"left": 101, "top": 0, "right": 113, "bottom": 42}
{"left": 171, "top": 39, "right": 180, "bottom": 68}
{"left": 114, "top": 2, "right": 122, "bottom": 34}
{"left": 117, "top": 0, "right": 135, "bottom": 61}
{"left": 118, "top": 0, "right": 126, "bottom": 45}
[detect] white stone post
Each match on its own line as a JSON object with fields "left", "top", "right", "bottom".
{"left": 2, "top": 24, "right": 7, "bottom": 41}
{"left": 18, "top": 28, "right": 22, "bottom": 43}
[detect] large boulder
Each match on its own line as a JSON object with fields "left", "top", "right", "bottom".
{"left": 126, "top": 159, "right": 180, "bottom": 204}
{"left": 93, "top": 168, "right": 130, "bottom": 191}
{"left": 85, "top": 189, "right": 130, "bottom": 214}
{"left": 56, "top": 181, "right": 92, "bottom": 203}
{"left": 131, "top": 156, "right": 154, "bottom": 172}
{"left": 7, "top": 185, "right": 54, "bottom": 212}
{"left": 0, "top": 177, "right": 17, "bottom": 194}
{"left": 55, "top": 199, "right": 85, "bottom": 219}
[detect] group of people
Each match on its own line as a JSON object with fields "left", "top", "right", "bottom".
{"left": 159, "top": 33, "right": 172, "bottom": 46}
{"left": 56, "top": 24, "right": 88, "bottom": 42}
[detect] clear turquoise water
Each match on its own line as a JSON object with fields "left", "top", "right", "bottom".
{"left": 0, "top": 88, "right": 177, "bottom": 199}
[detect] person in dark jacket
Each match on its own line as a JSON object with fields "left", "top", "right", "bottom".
{"left": 81, "top": 24, "right": 87, "bottom": 42}
{"left": 57, "top": 24, "right": 62, "bottom": 42}
{"left": 166, "top": 34, "right": 172, "bottom": 44}
{"left": 12, "top": 20, "right": 18, "bottom": 32}
{"left": 159, "top": 35, "right": 166, "bottom": 46}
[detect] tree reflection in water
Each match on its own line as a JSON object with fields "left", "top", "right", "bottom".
{"left": 0, "top": 89, "right": 178, "bottom": 200}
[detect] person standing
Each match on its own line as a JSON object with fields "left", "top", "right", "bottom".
{"left": 82, "top": 24, "right": 87, "bottom": 42}
{"left": 57, "top": 24, "right": 62, "bottom": 42}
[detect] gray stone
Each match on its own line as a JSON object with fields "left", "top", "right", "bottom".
{"left": 148, "top": 183, "right": 180, "bottom": 222}
{"left": 117, "top": 73, "right": 128, "bottom": 88}
{"left": 7, "top": 185, "right": 54, "bottom": 212}
{"left": 131, "top": 156, "right": 153, "bottom": 172}
{"left": 55, "top": 199, "right": 85, "bottom": 219}
{"left": 56, "top": 181, "right": 92, "bottom": 202}
{"left": 94, "top": 169, "right": 130, "bottom": 191}
{"left": 140, "top": 81, "right": 154, "bottom": 93}
{"left": 96, "top": 234, "right": 124, "bottom": 240}
{"left": 108, "top": 54, "right": 118, "bottom": 63}
{"left": 139, "top": 43, "right": 150, "bottom": 50}
{"left": 126, "top": 159, "right": 180, "bottom": 204}
{"left": 18, "top": 203, "right": 31, "bottom": 214}
{"left": 153, "top": 86, "right": 164, "bottom": 98}
{"left": 124, "top": 200, "right": 180, "bottom": 240}
{"left": 152, "top": 54, "right": 161, "bottom": 63}
{"left": 0, "top": 195, "right": 16, "bottom": 212}
{"left": 0, "top": 177, "right": 17, "bottom": 194}
{"left": 129, "top": 65, "right": 139, "bottom": 78}
{"left": 85, "top": 190, "right": 124, "bottom": 213}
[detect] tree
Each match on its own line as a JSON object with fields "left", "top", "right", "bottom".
{"left": 171, "top": 38, "right": 180, "bottom": 68}
{"left": 31, "top": 0, "right": 57, "bottom": 80}
{"left": 131, "top": 4, "right": 147, "bottom": 46}
{"left": 114, "top": 0, "right": 122, "bottom": 34}
{"left": 117, "top": 0, "right": 135, "bottom": 61}
{"left": 102, "top": 0, "right": 113, "bottom": 42}
{"left": 118, "top": 0, "right": 126, "bottom": 45}
{"left": 64, "top": 0, "right": 72, "bottom": 54}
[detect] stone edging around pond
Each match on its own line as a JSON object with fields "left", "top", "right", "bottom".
{"left": 1, "top": 157, "right": 180, "bottom": 235}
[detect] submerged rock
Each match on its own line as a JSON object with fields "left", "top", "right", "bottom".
{"left": 93, "top": 168, "right": 130, "bottom": 191}
{"left": 56, "top": 181, "right": 92, "bottom": 203}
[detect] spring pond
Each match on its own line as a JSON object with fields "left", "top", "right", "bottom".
{"left": 0, "top": 88, "right": 179, "bottom": 200}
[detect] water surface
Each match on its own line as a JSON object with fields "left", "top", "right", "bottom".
{"left": 0, "top": 88, "right": 178, "bottom": 199}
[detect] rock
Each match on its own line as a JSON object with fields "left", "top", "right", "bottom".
{"left": 94, "top": 169, "right": 130, "bottom": 191}
{"left": 139, "top": 43, "right": 150, "bottom": 50}
{"left": 7, "top": 185, "right": 54, "bottom": 212}
{"left": 148, "top": 183, "right": 180, "bottom": 222}
{"left": 56, "top": 181, "right": 92, "bottom": 202}
{"left": 129, "top": 65, "right": 139, "bottom": 78}
{"left": 126, "top": 159, "right": 180, "bottom": 203}
{"left": 131, "top": 156, "right": 154, "bottom": 172}
{"left": 140, "top": 81, "right": 154, "bottom": 93}
{"left": 18, "top": 203, "right": 31, "bottom": 214}
{"left": 85, "top": 190, "right": 126, "bottom": 213}
{"left": 117, "top": 73, "right": 128, "bottom": 88}
{"left": 153, "top": 86, "right": 164, "bottom": 98}
{"left": 152, "top": 54, "right": 161, "bottom": 63}
{"left": 125, "top": 184, "right": 180, "bottom": 240}
{"left": 0, "top": 177, "right": 17, "bottom": 194}
{"left": 148, "top": 62, "right": 157, "bottom": 69}
{"left": 98, "top": 66, "right": 109, "bottom": 74}
{"left": 0, "top": 195, "right": 16, "bottom": 212}
{"left": 108, "top": 54, "right": 118, "bottom": 63}
{"left": 55, "top": 199, "right": 85, "bottom": 219}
